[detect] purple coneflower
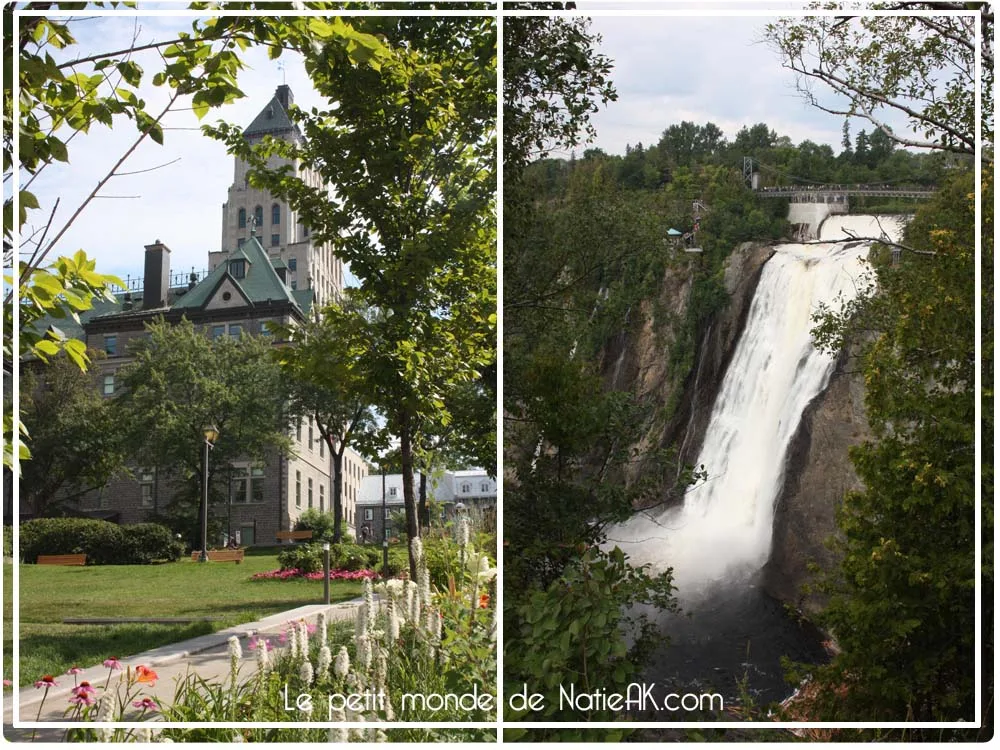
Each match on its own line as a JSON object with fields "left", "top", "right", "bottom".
{"left": 133, "top": 697, "right": 159, "bottom": 712}
{"left": 69, "top": 681, "right": 97, "bottom": 707}
{"left": 34, "top": 675, "right": 58, "bottom": 689}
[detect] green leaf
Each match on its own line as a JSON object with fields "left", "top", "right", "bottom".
{"left": 191, "top": 92, "right": 209, "bottom": 121}
{"left": 48, "top": 138, "right": 68, "bottom": 163}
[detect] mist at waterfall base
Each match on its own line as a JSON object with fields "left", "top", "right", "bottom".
{"left": 608, "top": 216, "right": 906, "bottom": 715}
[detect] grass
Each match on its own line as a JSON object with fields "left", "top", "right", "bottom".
{"left": 2, "top": 554, "right": 363, "bottom": 686}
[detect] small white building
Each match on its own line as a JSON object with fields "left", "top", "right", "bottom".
{"left": 356, "top": 469, "right": 496, "bottom": 542}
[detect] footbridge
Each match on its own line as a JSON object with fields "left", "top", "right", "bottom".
{"left": 741, "top": 156, "right": 937, "bottom": 203}
{"left": 754, "top": 184, "right": 937, "bottom": 201}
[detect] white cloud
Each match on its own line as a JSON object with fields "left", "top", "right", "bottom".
{"left": 579, "top": 15, "right": 848, "bottom": 156}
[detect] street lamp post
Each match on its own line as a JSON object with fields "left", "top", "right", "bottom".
{"left": 199, "top": 424, "right": 219, "bottom": 563}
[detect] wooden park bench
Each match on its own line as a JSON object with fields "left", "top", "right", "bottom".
{"left": 276, "top": 530, "right": 313, "bottom": 542}
{"left": 190, "top": 549, "right": 245, "bottom": 563}
{"left": 37, "top": 554, "right": 87, "bottom": 566}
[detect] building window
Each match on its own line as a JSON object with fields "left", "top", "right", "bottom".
{"left": 290, "top": 281, "right": 297, "bottom": 290}
{"left": 103, "top": 375, "right": 114, "bottom": 395}
{"left": 295, "top": 471, "right": 302, "bottom": 508}
{"left": 139, "top": 470, "right": 154, "bottom": 508}
{"left": 238, "top": 208, "right": 246, "bottom": 228}
{"left": 319, "top": 484, "right": 324, "bottom": 511}
{"left": 288, "top": 258, "right": 297, "bottom": 272}
{"left": 104, "top": 335, "right": 117, "bottom": 355}
{"left": 308, "top": 478, "right": 313, "bottom": 509}
{"left": 319, "top": 438, "right": 324, "bottom": 458}
{"left": 481, "top": 482, "right": 490, "bottom": 493}
{"left": 211, "top": 325, "right": 225, "bottom": 339}
{"left": 388, "top": 487, "right": 397, "bottom": 497}
{"left": 271, "top": 234, "right": 280, "bottom": 247}
{"left": 461, "top": 483, "right": 471, "bottom": 493}
{"left": 296, "top": 422, "right": 302, "bottom": 442}
{"left": 271, "top": 204, "right": 280, "bottom": 224}
{"left": 308, "top": 425, "right": 313, "bottom": 450}
{"left": 233, "top": 466, "right": 248, "bottom": 503}
{"left": 229, "top": 324, "right": 243, "bottom": 339}
{"left": 254, "top": 205, "right": 263, "bottom": 228}
{"left": 230, "top": 259, "right": 246, "bottom": 279}
{"left": 251, "top": 467, "right": 265, "bottom": 503}
{"left": 385, "top": 507, "right": 391, "bottom": 520}
{"left": 364, "top": 508, "right": 373, "bottom": 521}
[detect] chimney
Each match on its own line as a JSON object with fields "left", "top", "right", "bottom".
{"left": 143, "top": 240, "right": 171, "bottom": 309}
{"left": 275, "top": 84, "right": 293, "bottom": 112}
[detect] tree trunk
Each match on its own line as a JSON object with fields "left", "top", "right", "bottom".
{"left": 418, "top": 471, "right": 429, "bottom": 530}
{"left": 400, "top": 413, "right": 420, "bottom": 581}
{"left": 332, "top": 445, "right": 344, "bottom": 544}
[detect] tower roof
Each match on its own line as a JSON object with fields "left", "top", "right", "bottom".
{"left": 243, "top": 85, "right": 299, "bottom": 139}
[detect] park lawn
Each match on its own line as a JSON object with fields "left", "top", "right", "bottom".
{"left": 2, "top": 554, "right": 363, "bottom": 686}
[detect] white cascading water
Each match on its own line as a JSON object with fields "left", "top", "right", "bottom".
{"left": 610, "top": 215, "right": 904, "bottom": 600}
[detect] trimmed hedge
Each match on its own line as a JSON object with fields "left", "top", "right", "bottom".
{"left": 19, "top": 518, "right": 183, "bottom": 565}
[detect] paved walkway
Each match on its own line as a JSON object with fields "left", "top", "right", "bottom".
{"left": 3, "top": 600, "right": 362, "bottom": 741}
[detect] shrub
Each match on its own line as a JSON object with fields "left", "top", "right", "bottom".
{"left": 277, "top": 542, "right": 383, "bottom": 574}
{"left": 119, "top": 523, "right": 185, "bottom": 564}
{"left": 20, "top": 518, "right": 123, "bottom": 564}
{"left": 384, "top": 546, "right": 409, "bottom": 577}
{"left": 422, "top": 536, "right": 465, "bottom": 590}
{"left": 19, "top": 518, "right": 181, "bottom": 564}
{"left": 3, "top": 525, "right": 12, "bottom": 558}
{"left": 277, "top": 543, "right": 324, "bottom": 574}
{"left": 332, "top": 543, "right": 380, "bottom": 571}
{"left": 292, "top": 508, "right": 337, "bottom": 542}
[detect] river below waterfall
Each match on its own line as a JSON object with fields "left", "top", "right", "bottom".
{"left": 633, "top": 583, "right": 830, "bottom": 717}
{"left": 608, "top": 215, "right": 906, "bottom": 714}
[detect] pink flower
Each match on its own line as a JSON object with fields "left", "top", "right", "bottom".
{"left": 132, "top": 697, "right": 158, "bottom": 712}
{"left": 72, "top": 681, "right": 95, "bottom": 697}
{"left": 248, "top": 636, "right": 272, "bottom": 652}
{"left": 103, "top": 657, "right": 122, "bottom": 670}
{"left": 34, "top": 675, "right": 58, "bottom": 689}
{"left": 3, "top": 679, "right": 12, "bottom": 687}
{"left": 70, "top": 681, "right": 96, "bottom": 706}
{"left": 250, "top": 568, "right": 379, "bottom": 582}
{"left": 66, "top": 666, "right": 83, "bottom": 675}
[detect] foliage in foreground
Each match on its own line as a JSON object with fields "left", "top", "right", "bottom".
{"left": 53, "top": 526, "right": 496, "bottom": 742}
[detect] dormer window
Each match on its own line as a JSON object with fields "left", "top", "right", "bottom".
{"left": 230, "top": 259, "right": 246, "bottom": 279}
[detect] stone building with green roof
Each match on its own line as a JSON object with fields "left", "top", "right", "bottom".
{"left": 69, "top": 233, "right": 368, "bottom": 546}
{"left": 37, "top": 85, "right": 370, "bottom": 546}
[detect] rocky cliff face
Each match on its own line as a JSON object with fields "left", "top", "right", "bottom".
{"left": 763, "top": 345, "right": 870, "bottom": 615}
{"left": 602, "top": 242, "right": 774, "bottom": 507}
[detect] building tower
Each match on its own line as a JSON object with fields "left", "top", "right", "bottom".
{"left": 211, "top": 85, "right": 343, "bottom": 308}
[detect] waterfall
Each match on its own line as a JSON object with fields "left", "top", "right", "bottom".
{"left": 611, "top": 216, "right": 904, "bottom": 600}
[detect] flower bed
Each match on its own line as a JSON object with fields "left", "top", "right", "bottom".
{"left": 250, "top": 568, "right": 379, "bottom": 582}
